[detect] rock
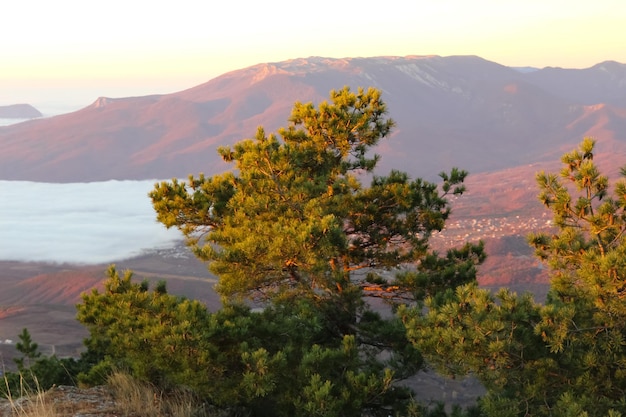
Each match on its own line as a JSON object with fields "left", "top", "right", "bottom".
{"left": 0, "top": 385, "right": 117, "bottom": 417}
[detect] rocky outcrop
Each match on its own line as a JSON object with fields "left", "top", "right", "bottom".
{"left": 0, "top": 385, "right": 117, "bottom": 417}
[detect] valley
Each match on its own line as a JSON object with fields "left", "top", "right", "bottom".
{"left": 0, "top": 245, "right": 221, "bottom": 372}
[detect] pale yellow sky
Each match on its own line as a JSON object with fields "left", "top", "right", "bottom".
{"left": 2, "top": 0, "right": 626, "bottom": 110}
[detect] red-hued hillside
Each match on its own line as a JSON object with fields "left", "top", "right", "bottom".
{"left": 0, "top": 250, "right": 222, "bottom": 360}
{"left": 2, "top": 56, "right": 625, "bottom": 183}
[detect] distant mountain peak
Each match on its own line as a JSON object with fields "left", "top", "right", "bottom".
{"left": 92, "top": 97, "right": 114, "bottom": 108}
{"left": 266, "top": 56, "right": 353, "bottom": 74}
{"left": 250, "top": 63, "right": 290, "bottom": 83}
{"left": 0, "top": 103, "right": 42, "bottom": 119}
{"left": 592, "top": 60, "right": 625, "bottom": 70}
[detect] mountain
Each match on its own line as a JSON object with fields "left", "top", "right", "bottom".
{"left": 2, "top": 55, "right": 625, "bottom": 183}
{"left": 3, "top": 56, "right": 626, "bottom": 364}
{"left": 0, "top": 103, "right": 42, "bottom": 119}
{"left": 523, "top": 61, "right": 626, "bottom": 107}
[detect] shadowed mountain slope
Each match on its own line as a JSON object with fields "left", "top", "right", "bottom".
{"left": 522, "top": 61, "right": 626, "bottom": 107}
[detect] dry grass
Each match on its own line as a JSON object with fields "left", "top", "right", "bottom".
{"left": 2, "top": 375, "right": 59, "bottom": 417}
{"left": 1, "top": 371, "right": 219, "bottom": 417}
{"left": 107, "top": 371, "right": 215, "bottom": 417}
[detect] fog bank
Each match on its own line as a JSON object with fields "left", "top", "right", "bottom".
{"left": 0, "top": 180, "right": 182, "bottom": 264}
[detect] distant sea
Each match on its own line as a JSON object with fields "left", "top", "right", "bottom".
{"left": 0, "top": 180, "right": 182, "bottom": 264}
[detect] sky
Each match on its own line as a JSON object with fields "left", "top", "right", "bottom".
{"left": 2, "top": 0, "right": 626, "bottom": 113}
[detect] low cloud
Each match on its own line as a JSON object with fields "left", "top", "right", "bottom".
{"left": 0, "top": 180, "right": 183, "bottom": 264}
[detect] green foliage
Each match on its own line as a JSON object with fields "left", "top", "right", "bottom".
{"left": 76, "top": 265, "right": 226, "bottom": 393}
{"left": 150, "top": 86, "right": 483, "bottom": 307}
{"left": 146, "top": 86, "right": 484, "bottom": 415}
{"left": 530, "top": 138, "right": 626, "bottom": 411}
{"left": 13, "top": 328, "right": 41, "bottom": 371}
{"left": 402, "top": 284, "right": 559, "bottom": 415}
{"left": 70, "top": 87, "right": 483, "bottom": 416}
{"left": 404, "top": 139, "right": 626, "bottom": 417}
{"left": 75, "top": 268, "right": 417, "bottom": 415}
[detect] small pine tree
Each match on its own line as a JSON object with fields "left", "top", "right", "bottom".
{"left": 14, "top": 328, "right": 41, "bottom": 371}
{"left": 2, "top": 328, "right": 81, "bottom": 398}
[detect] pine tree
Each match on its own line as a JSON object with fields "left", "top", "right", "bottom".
{"left": 150, "top": 86, "right": 482, "bottom": 307}
{"left": 403, "top": 138, "right": 626, "bottom": 417}
{"left": 76, "top": 265, "right": 223, "bottom": 391}
{"left": 529, "top": 137, "right": 626, "bottom": 413}
{"left": 2, "top": 328, "right": 81, "bottom": 398}
{"left": 14, "top": 328, "right": 41, "bottom": 371}
{"left": 147, "top": 87, "right": 484, "bottom": 415}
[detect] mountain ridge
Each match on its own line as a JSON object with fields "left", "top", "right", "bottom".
{"left": 1, "top": 55, "right": 625, "bottom": 183}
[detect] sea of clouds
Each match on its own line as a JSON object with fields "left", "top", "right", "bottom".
{"left": 0, "top": 118, "right": 31, "bottom": 127}
{"left": 0, "top": 180, "right": 183, "bottom": 264}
